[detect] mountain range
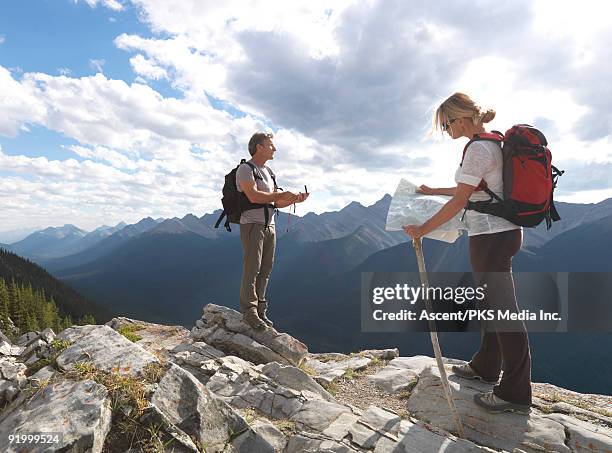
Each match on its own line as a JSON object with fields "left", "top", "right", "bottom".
{"left": 3, "top": 194, "right": 612, "bottom": 394}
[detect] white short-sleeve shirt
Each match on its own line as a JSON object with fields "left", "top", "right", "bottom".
{"left": 455, "top": 140, "right": 522, "bottom": 236}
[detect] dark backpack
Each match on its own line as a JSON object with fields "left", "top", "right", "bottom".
{"left": 461, "top": 124, "right": 564, "bottom": 229}
{"left": 214, "top": 160, "right": 278, "bottom": 232}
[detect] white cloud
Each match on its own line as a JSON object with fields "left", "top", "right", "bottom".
{"left": 89, "top": 58, "right": 106, "bottom": 73}
{"left": 2, "top": 0, "right": 612, "bottom": 230}
{"left": 0, "top": 67, "right": 46, "bottom": 137}
{"left": 128, "top": 54, "right": 167, "bottom": 80}
{"left": 78, "top": 0, "right": 123, "bottom": 11}
{"left": 0, "top": 35, "right": 5, "bottom": 45}
{"left": 58, "top": 67, "right": 72, "bottom": 76}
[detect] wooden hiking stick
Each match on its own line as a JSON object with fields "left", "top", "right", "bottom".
{"left": 412, "top": 237, "right": 465, "bottom": 438}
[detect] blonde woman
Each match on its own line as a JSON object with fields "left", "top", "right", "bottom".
{"left": 403, "top": 92, "right": 531, "bottom": 414}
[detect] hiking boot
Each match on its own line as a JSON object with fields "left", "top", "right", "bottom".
{"left": 257, "top": 301, "right": 274, "bottom": 327}
{"left": 242, "top": 308, "right": 267, "bottom": 330}
{"left": 452, "top": 363, "right": 499, "bottom": 384}
{"left": 474, "top": 391, "right": 531, "bottom": 414}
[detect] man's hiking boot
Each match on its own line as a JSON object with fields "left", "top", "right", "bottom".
{"left": 474, "top": 391, "right": 531, "bottom": 415}
{"left": 452, "top": 363, "right": 499, "bottom": 384}
{"left": 242, "top": 308, "right": 267, "bottom": 330}
{"left": 257, "top": 301, "right": 274, "bottom": 327}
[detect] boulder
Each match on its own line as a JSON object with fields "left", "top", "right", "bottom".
{"left": 0, "top": 357, "right": 26, "bottom": 381}
{"left": 39, "top": 327, "right": 55, "bottom": 344}
{"left": 191, "top": 304, "right": 308, "bottom": 366}
{"left": 0, "top": 378, "right": 112, "bottom": 452}
{"left": 55, "top": 325, "right": 159, "bottom": 377}
{"left": 304, "top": 354, "right": 372, "bottom": 385}
{"left": 105, "top": 316, "right": 190, "bottom": 359}
{"left": 0, "top": 341, "right": 23, "bottom": 357}
{"left": 15, "top": 331, "right": 40, "bottom": 347}
{"left": 405, "top": 365, "right": 602, "bottom": 453}
{"left": 204, "top": 356, "right": 310, "bottom": 420}
{"left": 260, "top": 361, "right": 336, "bottom": 402}
{"left": 18, "top": 338, "right": 46, "bottom": 361}
{"left": 150, "top": 362, "right": 264, "bottom": 451}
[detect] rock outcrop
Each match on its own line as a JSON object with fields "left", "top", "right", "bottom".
{"left": 0, "top": 303, "right": 610, "bottom": 453}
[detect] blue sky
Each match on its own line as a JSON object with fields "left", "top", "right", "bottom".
{"left": 1, "top": 0, "right": 611, "bottom": 233}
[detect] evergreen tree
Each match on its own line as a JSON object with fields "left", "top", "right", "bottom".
{"left": 0, "top": 278, "right": 11, "bottom": 333}
{"left": 79, "top": 313, "right": 96, "bottom": 325}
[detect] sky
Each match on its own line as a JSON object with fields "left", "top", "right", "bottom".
{"left": 1, "top": 0, "right": 611, "bottom": 233}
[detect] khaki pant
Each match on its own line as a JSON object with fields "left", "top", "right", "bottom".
{"left": 239, "top": 223, "right": 276, "bottom": 312}
{"left": 469, "top": 229, "right": 532, "bottom": 405}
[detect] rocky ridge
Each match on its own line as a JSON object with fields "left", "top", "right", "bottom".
{"left": 0, "top": 303, "right": 609, "bottom": 452}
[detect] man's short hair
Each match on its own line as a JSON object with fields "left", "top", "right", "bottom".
{"left": 248, "top": 132, "right": 273, "bottom": 156}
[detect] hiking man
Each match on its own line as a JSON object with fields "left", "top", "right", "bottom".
{"left": 236, "top": 132, "right": 309, "bottom": 329}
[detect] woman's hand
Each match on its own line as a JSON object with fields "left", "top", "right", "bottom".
{"left": 417, "top": 184, "right": 436, "bottom": 195}
{"left": 403, "top": 224, "right": 425, "bottom": 239}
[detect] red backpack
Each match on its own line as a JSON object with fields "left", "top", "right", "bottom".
{"left": 460, "top": 124, "right": 564, "bottom": 229}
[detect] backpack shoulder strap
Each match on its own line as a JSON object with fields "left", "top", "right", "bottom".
{"left": 263, "top": 165, "right": 279, "bottom": 190}
{"left": 461, "top": 132, "right": 503, "bottom": 166}
{"left": 242, "top": 161, "right": 263, "bottom": 180}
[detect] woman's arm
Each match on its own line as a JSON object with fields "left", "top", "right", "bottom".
{"left": 404, "top": 183, "right": 476, "bottom": 238}
{"left": 417, "top": 185, "right": 456, "bottom": 196}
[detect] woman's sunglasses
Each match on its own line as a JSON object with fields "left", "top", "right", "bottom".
{"left": 442, "top": 118, "right": 458, "bottom": 131}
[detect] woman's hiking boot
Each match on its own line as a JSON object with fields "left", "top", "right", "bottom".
{"left": 474, "top": 391, "right": 531, "bottom": 414}
{"left": 452, "top": 363, "right": 499, "bottom": 384}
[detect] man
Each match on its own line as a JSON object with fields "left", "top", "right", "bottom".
{"left": 236, "top": 132, "right": 309, "bottom": 329}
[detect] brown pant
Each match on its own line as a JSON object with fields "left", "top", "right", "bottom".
{"left": 239, "top": 223, "right": 276, "bottom": 312}
{"left": 468, "top": 229, "right": 532, "bottom": 405}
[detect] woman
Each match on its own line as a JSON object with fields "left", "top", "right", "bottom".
{"left": 403, "top": 92, "right": 532, "bottom": 414}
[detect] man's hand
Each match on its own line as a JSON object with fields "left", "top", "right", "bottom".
{"left": 295, "top": 192, "right": 309, "bottom": 203}
{"left": 278, "top": 191, "right": 299, "bottom": 203}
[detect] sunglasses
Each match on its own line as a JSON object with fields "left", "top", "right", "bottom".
{"left": 442, "top": 118, "right": 458, "bottom": 131}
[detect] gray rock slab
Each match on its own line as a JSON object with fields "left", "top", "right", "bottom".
{"left": 39, "top": 327, "right": 55, "bottom": 343}
{"left": 284, "top": 432, "right": 361, "bottom": 452}
{"left": 360, "top": 349, "right": 400, "bottom": 360}
{"left": 544, "top": 413, "right": 612, "bottom": 453}
{"left": 260, "top": 361, "right": 335, "bottom": 402}
{"left": 290, "top": 399, "right": 354, "bottom": 432}
{"left": 28, "top": 365, "right": 56, "bottom": 387}
{"left": 56, "top": 325, "right": 159, "bottom": 377}
{"left": 137, "top": 403, "right": 201, "bottom": 453}
{"left": 205, "top": 357, "right": 306, "bottom": 420}
{"left": 15, "top": 331, "right": 40, "bottom": 347}
{"left": 379, "top": 418, "right": 495, "bottom": 453}
{"left": 19, "top": 338, "right": 46, "bottom": 361}
{"left": 306, "top": 355, "right": 372, "bottom": 385}
{"left": 406, "top": 366, "right": 572, "bottom": 453}
{"left": 150, "top": 362, "right": 249, "bottom": 450}
{"left": 321, "top": 412, "right": 361, "bottom": 442}
{"left": 250, "top": 419, "right": 288, "bottom": 452}
{"left": 196, "top": 325, "right": 291, "bottom": 365}
{"left": 365, "top": 365, "right": 420, "bottom": 394}
{"left": 231, "top": 427, "right": 277, "bottom": 453}
{"left": 0, "top": 357, "right": 26, "bottom": 381}
{"left": 193, "top": 304, "right": 308, "bottom": 366}
{"left": 0, "top": 378, "right": 111, "bottom": 452}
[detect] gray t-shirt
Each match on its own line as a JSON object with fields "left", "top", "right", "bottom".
{"left": 236, "top": 159, "right": 276, "bottom": 226}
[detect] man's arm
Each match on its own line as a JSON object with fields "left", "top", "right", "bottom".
{"left": 275, "top": 191, "right": 309, "bottom": 208}
{"left": 239, "top": 179, "right": 297, "bottom": 205}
